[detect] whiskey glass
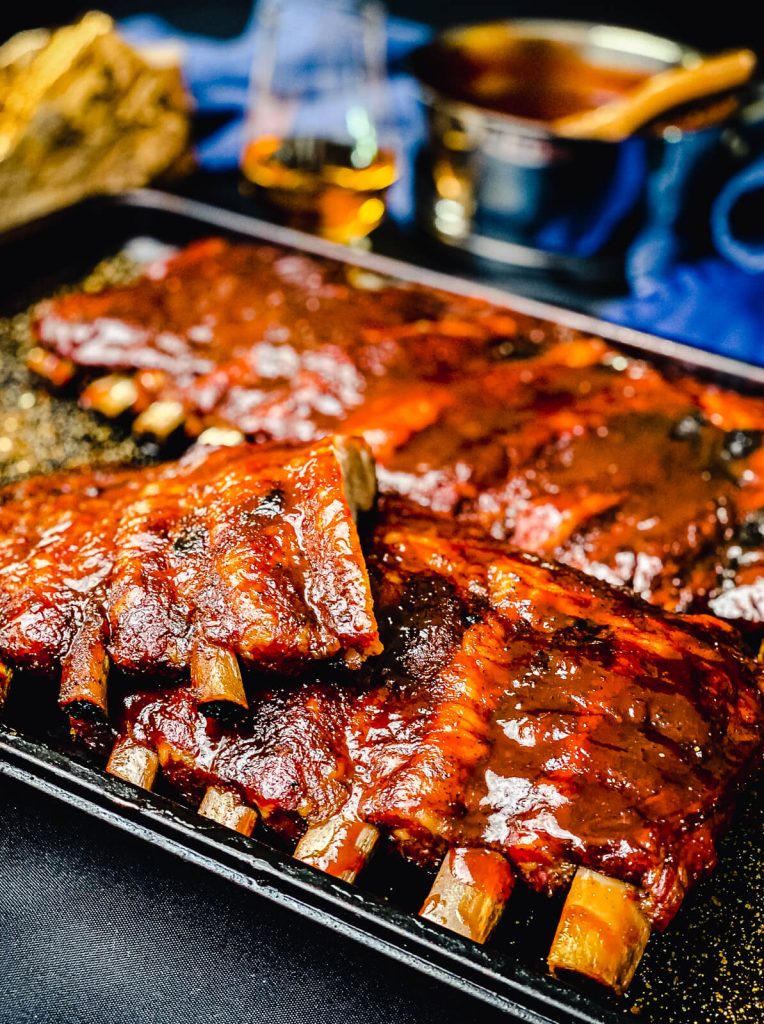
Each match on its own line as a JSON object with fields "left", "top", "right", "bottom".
{"left": 241, "top": 0, "right": 397, "bottom": 244}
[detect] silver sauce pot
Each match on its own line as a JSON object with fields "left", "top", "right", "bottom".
{"left": 410, "top": 20, "right": 743, "bottom": 279}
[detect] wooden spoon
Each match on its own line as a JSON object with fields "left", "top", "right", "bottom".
{"left": 553, "top": 49, "right": 757, "bottom": 141}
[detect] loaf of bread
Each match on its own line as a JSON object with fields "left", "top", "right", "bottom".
{"left": 0, "top": 11, "right": 191, "bottom": 231}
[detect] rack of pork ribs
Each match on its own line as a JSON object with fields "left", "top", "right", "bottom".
{"left": 26, "top": 237, "right": 764, "bottom": 626}
{"left": 0, "top": 436, "right": 762, "bottom": 996}
{"left": 7, "top": 236, "right": 764, "bottom": 993}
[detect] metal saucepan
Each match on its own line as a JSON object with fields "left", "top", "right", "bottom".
{"left": 410, "top": 20, "right": 752, "bottom": 279}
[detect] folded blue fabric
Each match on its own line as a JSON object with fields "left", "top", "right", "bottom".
{"left": 600, "top": 257, "right": 764, "bottom": 363}
{"left": 121, "top": 11, "right": 764, "bottom": 366}
{"left": 712, "top": 155, "right": 764, "bottom": 272}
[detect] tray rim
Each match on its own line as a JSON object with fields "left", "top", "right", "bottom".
{"left": 1, "top": 187, "right": 761, "bottom": 1024}
{"left": 6, "top": 187, "right": 762, "bottom": 388}
{"left": 125, "top": 189, "right": 764, "bottom": 388}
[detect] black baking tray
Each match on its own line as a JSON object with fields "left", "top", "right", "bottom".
{"left": 0, "top": 190, "right": 761, "bottom": 1024}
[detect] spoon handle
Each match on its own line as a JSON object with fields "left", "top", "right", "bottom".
{"left": 553, "top": 48, "right": 757, "bottom": 141}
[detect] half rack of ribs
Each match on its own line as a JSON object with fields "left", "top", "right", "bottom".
{"left": 0, "top": 436, "right": 379, "bottom": 720}
{"left": 94, "top": 504, "right": 764, "bottom": 994}
{"left": 28, "top": 237, "right": 764, "bottom": 623}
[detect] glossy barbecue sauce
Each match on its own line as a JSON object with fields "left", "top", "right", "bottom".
{"left": 115, "top": 513, "right": 764, "bottom": 929}
{"left": 0, "top": 439, "right": 380, "bottom": 717}
{"left": 30, "top": 239, "right": 764, "bottom": 622}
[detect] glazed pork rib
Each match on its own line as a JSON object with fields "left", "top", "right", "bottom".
{"left": 99, "top": 505, "right": 764, "bottom": 993}
{"left": 28, "top": 238, "right": 764, "bottom": 622}
{"left": 0, "top": 437, "right": 379, "bottom": 721}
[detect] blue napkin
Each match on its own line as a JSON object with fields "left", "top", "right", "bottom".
{"left": 598, "top": 107, "right": 764, "bottom": 365}
{"left": 121, "top": 12, "right": 764, "bottom": 367}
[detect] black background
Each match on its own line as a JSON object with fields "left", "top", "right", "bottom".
{"left": 1, "top": 1, "right": 763, "bottom": 57}
{"left": 1, "top": 4, "right": 762, "bottom": 1024}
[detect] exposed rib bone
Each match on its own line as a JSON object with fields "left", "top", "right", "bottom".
{"left": 190, "top": 642, "right": 248, "bottom": 712}
{"left": 548, "top": 867, "right": 651, "bottom": 994}
{"left": 133, "top": 399, "right": 185, "bottom": 437}
{"left": 81, "top": 374, "right": 139, "bottom": 417}
{"left": 334, "top": 436, "right": 376, "bottom": 517}
{"left": 419, "top": 847, "right": 515, "bottom": 943}
{"left": 58, "top": 621, "right": 109, "bottom": 717}
{"left": 25, "top": 346, "right": 75, "bottom": 386}
{"left": 196, "top": 426, "right": 246, "bottom": 447}
{"left": 199, "top": 786, "right": 257, "bottom": 836}
{"left": 106, "top": 736, "right": 159, "bottom": 790}
{"left": 293, "top": 814, "right": 379, "bottom": 883}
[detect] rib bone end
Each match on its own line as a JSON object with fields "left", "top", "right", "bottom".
{"left": 133, "top": 400, "right": 185, "bottom": 438}
{"left": 81, "top": 374, "right": 139, "bottom": 418}
{"left": 548, "top": 867, "right": 651, "bottom": 995}
{"left": 294, "top": 815, "right": 379, "bottom": 883}
{"left": 196, "top": 426, "right": 246, "bottom": 447}
{"left": 106, "top": 737, "right": 159, "bottom": 791}
{"left": 26, "top": 347, "right": 75, "bottom": 386}
{"left": 59, "top": 629, "right": 109, "bottom": 718}
{"left": 334, "top": 436, "right": 377, "bottom": 517}
{"left": 190, "top": 643, "right": 248, "bottom": 711}
{"left": 419, "top": 847, "right": 514, "bottom": 944}
{"left": 199, "top": 786, "right": 257, "bottom": 836}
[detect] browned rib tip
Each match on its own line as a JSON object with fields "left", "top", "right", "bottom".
{"left": 199, "top": 786, "right": 257, "bottom": 836}
{"left": 26, "top": 347, "right": 76, "bottom": 387}
{"left": 58, "top": 627, "right": 109, "bottom": 718}
{"left": 419, "top": 847, "right": 514, "bottom": 944}
{"left": 548, "top": 867, "right": 651, "bottom": 995}
{"left": 0, "top": 659, "right": 12, "bottom": 709}
{"left": 190, "top": 642, "right": 248, "bottom": 712}
{"left": 81, "top": 374, "right": 139, "bottom": 418}
{"left": 106, "top": 736, "right": 159, "bottom": 790}
{"left": 294, "top": 814, "right": 379, "bottom": 883}
{"left": 133, "top": 399, "right": 185, "bottom": 438}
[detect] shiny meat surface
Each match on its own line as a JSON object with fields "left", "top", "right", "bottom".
{"left": 0, "top": 437, "right": 379, "bottom": 714}
{"left": 30, "top": 238, "right": 764, "bottom": 620}
{"left": 112, "top": 506, "right": 764, "bottom": 929}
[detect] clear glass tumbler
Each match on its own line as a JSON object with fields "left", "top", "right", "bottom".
{"left": 241, "top": 0, "right": 397, "bottom": 244}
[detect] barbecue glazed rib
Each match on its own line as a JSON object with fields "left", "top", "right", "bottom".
{"left": 101, "top": 506, "right": 764, "bottom": 954}
{"left": 28, "top": 238, "right": 764, "bottom": 621}
{"left": 0, "top": 437, "right": 379, "bottom": 719}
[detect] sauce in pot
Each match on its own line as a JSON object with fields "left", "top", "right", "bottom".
{"left": 415, "top": 31, "right": 656, "bottom": 124}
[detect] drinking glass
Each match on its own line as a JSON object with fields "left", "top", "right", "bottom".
{"left": 241, "top": 0, "right": 397, "bottom": 244}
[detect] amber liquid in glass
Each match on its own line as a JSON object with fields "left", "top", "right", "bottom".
{"left": 241, "top": 136, "right": 396, "bottom": 243}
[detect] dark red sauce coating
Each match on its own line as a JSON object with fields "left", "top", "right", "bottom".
{"left": 0, "top": 438, "right": 379, "bottom": 692}
{"left": 31, "top": 239, "right": 764, "bottom": 621}
{"left": 445, "top": 847, "right": 515, "bottom": 903}
{"left": 111, "top": 507, "right": 764, "bottom": 929}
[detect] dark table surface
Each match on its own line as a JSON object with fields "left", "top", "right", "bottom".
{"left": 1, "top": 773, "right": 517, "bottom": 1024}
{"left": 1, "top": 5, "right": 763, "bottom": 1024}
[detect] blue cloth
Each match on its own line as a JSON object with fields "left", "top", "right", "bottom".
{"left": 601, "top": 109, "right": 764, "bottom": 364}
{"left": 712, "top": 157, "right": 764, "bottom": 271}
{"left": 120, "top": 11, "right": 764, "bottom": 366}
{"left": 601, "top": 258, "right": 764, "bottom": 363}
